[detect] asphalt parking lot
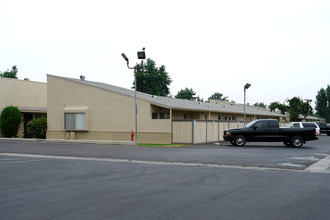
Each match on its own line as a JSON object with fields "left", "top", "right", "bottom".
{"left": 1, "top": 136, "right": 330, "bottom": 219}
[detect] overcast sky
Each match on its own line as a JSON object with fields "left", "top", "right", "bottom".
{"left": 1, "top": 0, "right": 329, "bottom": 108}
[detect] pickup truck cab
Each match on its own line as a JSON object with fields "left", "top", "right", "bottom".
{"left": 223, "top": 119, "right": 318, "bottom": 147}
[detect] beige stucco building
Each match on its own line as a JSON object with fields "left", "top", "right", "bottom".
{"left": 0, "top": 77, "right": 47, "bottom": 137}
{"left": 47, "top": 75, "right": 285, "bottom": 144}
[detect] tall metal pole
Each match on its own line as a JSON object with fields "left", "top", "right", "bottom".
{"left": 305, "top": 99, "right": 312, "bottom": 122}
{"left": 243, "top": 83, "right": 251, "bottom": 127}
{"left": 134, "top": 67, "right": 138, "bottom": 145}
{"left": 122, "top": 50, "right": 145, "bottom": 145}
{"left": 244, "top": 88, "right": 246, "bottom": 127}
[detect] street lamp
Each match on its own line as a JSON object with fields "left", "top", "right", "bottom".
{"left": 121, "top": 48, "right": 146, "bottom": 145}
{"left": 304, "top": 99, "right": 312, "bottom": 122}
{"left": 244, "top": 83, "right": 251, "bottom": 127}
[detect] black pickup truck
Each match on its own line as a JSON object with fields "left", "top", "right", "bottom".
{"left": 223, "top": 119, "right": 318, "bottom": 147}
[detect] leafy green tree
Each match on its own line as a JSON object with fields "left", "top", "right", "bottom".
{"left": 134, "top": 59, "right": 172, "bottom": 96}
{"left": 315, "top": 85, "right": 330, "bottom": 122}
{"left": 0, "top": 66, "right": 18, "bottom": 79}
{"left": 175, "top": 88, "right": 197, "bottom": 100}
{"left": 0, "top": 106, "right": 21, "bottom": 137}
{"left": 269, "top": 102, "right": 288, "bottom": 114}
{"left": 300, "top": 102, "right": 313, "bottom": 118}
{"left": 287, "top": 97, "right": 304, "bottom": 121}
{"left": 208, "top": 92, "right": 228, "bottom": 101}
{"left": 253, "top": 102, "right": 267, "bottom": 109}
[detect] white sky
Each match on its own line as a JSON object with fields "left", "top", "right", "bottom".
{"left": 1, "top": 0, "right": 329, "bottom": 108}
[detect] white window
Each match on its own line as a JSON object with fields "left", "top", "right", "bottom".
{"left": 65, "top": 113, "right": 86, "bottom": 130}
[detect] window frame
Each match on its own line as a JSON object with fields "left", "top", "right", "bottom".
{"left": 64, "top": 112, "right": 87, "bottom": 131}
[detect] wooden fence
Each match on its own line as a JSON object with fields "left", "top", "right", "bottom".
{"left": 172, "top": 119, "right": 286, "bottom": 144}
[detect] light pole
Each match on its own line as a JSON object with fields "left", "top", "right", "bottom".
{"left": 244, "top": 83, "right": 251, "bottom": 127}
{"left": 304, "top": 99, "right": 312, "bottom": 122}
{"left": 121, "top": 48, "right": 146, "bottom": 145}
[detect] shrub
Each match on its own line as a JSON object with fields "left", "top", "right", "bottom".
{"left": 26, "top": 117, "right": 47, "bottom": 139}
{"left": 0, "top": 105, "right": 21, "bottom": 137}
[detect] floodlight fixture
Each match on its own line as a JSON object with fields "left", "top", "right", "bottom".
{"left": 137, "top": 48, "right": 146, "bottom": 60}
{"left": 244, "top": 83, "right": 251, "bottom": 90}
{"left": 121, "top": 53, "right": 129, "bottom": 63}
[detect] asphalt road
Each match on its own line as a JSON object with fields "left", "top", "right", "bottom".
{"left": 1, "top": 136, "right": 330, "bottom": 219}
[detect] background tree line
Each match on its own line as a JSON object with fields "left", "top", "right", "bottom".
{"left": 134, "top": 59, "right": 329, "bottom": 122}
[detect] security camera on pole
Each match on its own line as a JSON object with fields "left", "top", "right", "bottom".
{"left": 121, "top": 48, "right": 146, "bottom": 145}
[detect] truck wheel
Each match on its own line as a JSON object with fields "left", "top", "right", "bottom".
{"left": 290, "top": 136, "right": 303, "bottom": 148}
{"left": 230, "top": 141, "right": 237, "bottom": 146}
{"left": 327, "top": 133, "right": 330, "bottom": 136}
{"left": 283, "top": 141, "right": 291, "bottom": 147}
{"left": 234, "top": 135, "right": 246, "bottom": 146}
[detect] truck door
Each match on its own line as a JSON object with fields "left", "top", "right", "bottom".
{"left": 250, "top": 121, "right": 268, "bottom": 141}
{"left": 265, "top": 120, "right": 281, "bottom": 141}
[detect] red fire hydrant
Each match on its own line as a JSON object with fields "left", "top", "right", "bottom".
{"left": 131, "top": 130, "right": 135, "bottom": 141}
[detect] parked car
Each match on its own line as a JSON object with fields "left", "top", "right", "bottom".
{"left": 223, "top": 119, "right": 318, "bottom": 147}
{"left": 315, "top": 122, "right": 330, "bottom": 136}
{"left": 285, "top": 122, "right": 320, "bottom": 135}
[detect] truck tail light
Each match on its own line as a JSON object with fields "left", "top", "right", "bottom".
{"left": 315, "top": 129, "right": 317, "bottom": 135}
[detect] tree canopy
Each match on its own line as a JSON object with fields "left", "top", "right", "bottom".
{"left": 208, "top": 92, "right": 228, "bottom": 101}
{"left": 175, "top": 88, "right": 197, "bottom": 100}
{"left": 134, "top": 59, "right": 172, "bottom": 96}
{"left": 0, "top": 66, "right": 18, "bottom": 79}
{"left": 269, "top": 102, "right": 288, "bottom": 114}
{"left": 315, "top": 85, "right": 330, "bottom": 122}
{"left": 253, "top": 102, "right": 267, "bottom": 109}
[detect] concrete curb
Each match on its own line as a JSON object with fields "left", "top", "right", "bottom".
{"left": 305, "top": 155, "right": 330, "bottom": 173}
{"left": 0, "top": 138, "right": 135, "bottom": 145}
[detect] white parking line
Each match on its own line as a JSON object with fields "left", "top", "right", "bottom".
{"left": 1, "top": 153, "right": 329, "bottom": 174}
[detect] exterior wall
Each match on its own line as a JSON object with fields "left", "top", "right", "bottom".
{"left": 47, "top": 75, "right": 171, "bottom": 144}
{"left": 0, "top": 77, "right": 47, "bottom": 138}
{"left": 0, "top": 77, "right": 47, "bottom": 111}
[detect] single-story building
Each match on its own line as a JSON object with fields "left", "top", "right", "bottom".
{"left": 47, "top": 75, "right": 286, "bottom": 144}
{"left": 0, "top": 77, "right": 47, "bottom": 137}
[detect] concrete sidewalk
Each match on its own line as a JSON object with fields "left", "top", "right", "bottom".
{"left": 0, "top": 138, "right": 135, "bottom": 145}
{"left": 305, "top": 155, "right": 330, "bottom": 173}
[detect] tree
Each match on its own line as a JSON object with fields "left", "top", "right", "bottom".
{"left": 315, "top": 85, "right": 330, "bottom": 122}
{"left": 208, "top": 92, "right": 228, "bottom": 101}
{"left": 0, "top": 106, "right": 21, "bottom": 137}
{"left": 300, "top": 102, "right": 313, "bottom": 118}
{"left": 287, "top": 97, "right": 305, "bottom": 122}
{"left": 133, "top": 59, "right": 172, "bottom": 96}
{"left": 253, "top": 102, "right": 267, "bottom": 109}
{"left": 269, "top": 102, "right": 288, "bottom": 114}
{"left": 175, "top": 88, "right": 197, "bottom": 100}
{"left": 0, "top": 66, "right": 18, "bottom": 79}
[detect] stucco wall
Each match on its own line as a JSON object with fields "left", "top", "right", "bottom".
{"left": 46, "top": 75, "right": 171, "bottom": 143}
{"left": 0, "top": 77, "right": 47, "bottom": 111}
{"left": 0, "top": 77, "right": 47, "bottom": 138}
